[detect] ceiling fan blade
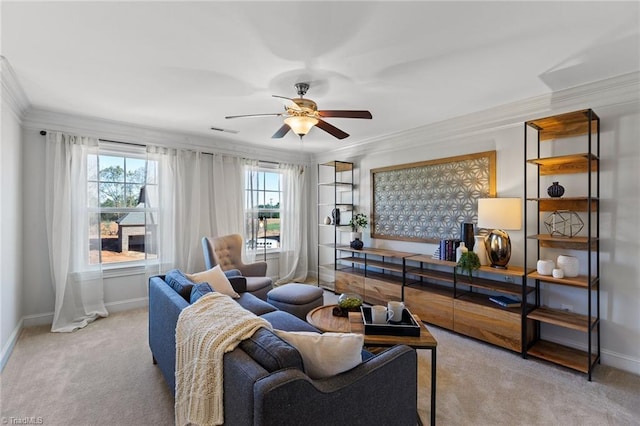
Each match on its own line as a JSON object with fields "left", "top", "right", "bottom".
{"left": 210, "top": 126, "right": 239, "bottom": 134}
{"left": 315, "top": 119, "right": 349, "bottom": 140}
{"left": 318, "top": 110, "right": 372, "bottom": 119}
{"left": 272, "top": 124, "right": 291, "bottom": 139}
{"left": 225, "top": 113, "right": 283, "bottom": 119}
{"left": 272, "top": 95, "right": 302, "bottom": 111}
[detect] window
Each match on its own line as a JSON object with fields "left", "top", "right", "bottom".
{"left": 87, "top": 151, "right": 158, "bottom": 265}
{"left": 245, "top": 169, "right": 282, "bottom": 251}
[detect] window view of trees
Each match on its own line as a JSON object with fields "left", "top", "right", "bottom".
{"left": 245, "top": 170, "right": 282, "bottom": 250}
{"left": 88, "top": 154, "right": 157, "bottom": 264}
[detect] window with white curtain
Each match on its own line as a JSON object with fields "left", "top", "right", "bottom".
{"left": 244, "top": 167, "right": 283, "bottom": 253}
{"left": 87, "top": 145, "right": 159, "bottom": 266}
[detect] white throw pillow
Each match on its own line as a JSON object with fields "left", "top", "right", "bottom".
{"left": 273, "top": 330, "right": 364, "bottom": 379}
{"left": 187, "top": 265, "right": 240, "bottom": 299}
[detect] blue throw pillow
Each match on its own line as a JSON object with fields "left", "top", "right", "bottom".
{"left": 224, "top": 269, "right": 242, "bottom": 278}
{"left": 190, "top": 282, "right": 214, "bottom": 304}
{"left": 165, "top": 269, "right": 195, "bottom": 301}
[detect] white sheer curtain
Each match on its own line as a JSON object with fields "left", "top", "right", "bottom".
{"left": 243, "top": 159, "right": 260, "bottom": 265}
{"left": 276, "top": 163, "right": 309, "bottom": 284}
{"left": 148, "top": 149, "right": 245, "bottom": 273}
{"left": 45, "top": 132, "right": 108, "bottom": 332}
{"left": 144, "top": 145, "right": 177, "bottom": 277}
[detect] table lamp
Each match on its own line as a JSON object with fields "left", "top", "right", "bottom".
{"left": 477, "top": 198, "right": 522, "bottom": 269}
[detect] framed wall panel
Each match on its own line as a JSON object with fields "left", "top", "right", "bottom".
{"left": 371, "top": 151, "right": 496, "bottom": 243}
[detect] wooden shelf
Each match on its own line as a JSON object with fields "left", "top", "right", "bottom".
{"left": 338, "top": 256, "right": 404, "bottom": 274}
{"left": 527, "top": 306, "right": 597, "bottom": 332}
{"left": 456, "top": 275, "right": 534, "bottom": 297}
{"left": 405, "top": 280, "right": 454, "bottom": 297}
{"left": 405, "top": 267, "right": 455, "bottom": 285}
{"left": 318, "top": 181, "right": 353, "bottom": 187}
{"left": 456, "top": 292, "right": 527, "bottom": 313}
{"left": 527, "top": 271, "right": 596, "bottom": 288}
{"left": 525, "top": 109, "right": 599, "bottom": 141}
{"left": 527, "top": 234, "right": 597, "bottom": 250}
{"left": 527, "top": 153, "right": 598, "bottom": 175}
{"left": 406, "top": 254, "right": 456, "bottom": 267}
{"left": 335, "top": 245, "right": 416, "bottom": 259}
{"left": 528, "top": 340, "right": 595, "bottom": 374}
{"left": 335, "top": 266, "right": 404, "bottom": 285}
{"left": 527, "top": 197, "right": 598, "bottom": 212}
{"left": 320, "top": 161, "right": 353, "bottom": 172}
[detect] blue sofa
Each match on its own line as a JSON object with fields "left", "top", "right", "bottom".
{"left": 148, "top": 272, "right": 418, "bottom": 425}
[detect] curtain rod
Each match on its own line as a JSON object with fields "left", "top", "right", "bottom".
{"left": 40, "top": 130, "right": 145, "bottom": 148}
{"left": 40, "top": 131, "right": 290, "bottom": 166}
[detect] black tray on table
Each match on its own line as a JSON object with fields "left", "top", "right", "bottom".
{"left": 360, "top": 306, "right": 421, "bottom": 337}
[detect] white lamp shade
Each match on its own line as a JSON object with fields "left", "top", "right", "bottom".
{"left": 284, "top": 116, "right": 318, "bottom": 135}
{"left": 477, "top": 198, "right": 522, "bottom": 230}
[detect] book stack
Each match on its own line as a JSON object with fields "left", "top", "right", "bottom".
{"left": 489, "top": 295, "right": 521, "bottom": 308}
{"left": 439, "top": 239, "right": 462, "bottom": 262}
{"left": 432, "top": 247, "right": 441, "bottom": 260}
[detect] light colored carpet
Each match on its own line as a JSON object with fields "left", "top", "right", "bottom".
{"left": 1, "top": 298, "right": 639, "bottom": 425}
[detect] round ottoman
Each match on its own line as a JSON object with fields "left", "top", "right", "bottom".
{"left": 267, "top": 283, "right": 324, "bottom": 320}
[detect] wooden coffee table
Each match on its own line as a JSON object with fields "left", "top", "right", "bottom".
{"left": 306, "top": 305, "right": 437, "bottom": 426}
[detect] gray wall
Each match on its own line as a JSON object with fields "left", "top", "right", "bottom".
{"left": 1, "top": 78, "right": 24, "bottom": 369}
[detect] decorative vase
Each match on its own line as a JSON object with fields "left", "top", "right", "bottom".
{"left": 455, "top": 242, "right": 468, "bottom": 262}
{"left": 350, "top": 238, "right": 364, "bottom": 250}
{"left": 323, "top": 216, "right": 331, "bottom": 225}
{"left": 460, "top": 222, "right": 475, "bottom": 251}
{"left": 537, "top": 259, "right": 554, "bottom": 276}
{"left": 473, "top": 235, "right": 489, "bottom": 266}
{"left": 547, "top": 182, "right": 565, "bottom": 198}
{"left": 331, "top": 208, "right": 340, "bottom": 225}
{"left": 557, "top": 255, "right": 579, "bottom": 277}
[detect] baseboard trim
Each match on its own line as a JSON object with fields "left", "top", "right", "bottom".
{"left": 2, "top": 297, "right": 150, "bottom": 372}
{"left": 0, "top": 317, "right": 24, "bottom": 373}
{"left": 105, "top": 297, "right": 148, "bottom": 313}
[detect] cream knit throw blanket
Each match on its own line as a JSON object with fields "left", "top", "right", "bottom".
{"left": 175, "top": 292, "right": 272, "bottom": 426}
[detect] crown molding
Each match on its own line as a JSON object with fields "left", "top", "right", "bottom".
{"left": 1, "top": 56, "right": 30, "bottom": 118}
{"left": 314, "top": 71, "right": 640, "bottom": 163}
{"left": 22, "top": 108, "right": 313, "bottom": 165}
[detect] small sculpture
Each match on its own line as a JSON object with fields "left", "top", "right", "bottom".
{"left": 544, "top": 210, "right": 583, "bottom": 237}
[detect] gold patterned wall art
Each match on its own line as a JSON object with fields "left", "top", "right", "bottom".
{"left": 371, "top": 151, "right": 496, "bottom": 243}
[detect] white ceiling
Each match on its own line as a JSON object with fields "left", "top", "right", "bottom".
{"left": 2, "top": 1, "right": 639, "bottom": 154}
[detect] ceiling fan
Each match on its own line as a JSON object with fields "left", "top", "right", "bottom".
{"left": 225, "top": 82, "right": 372, "bottom": 140}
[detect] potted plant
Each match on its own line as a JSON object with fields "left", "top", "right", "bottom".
{"left": 348, "top": 213, "right": 368, "bottom": 249}
{"left": 457, "top": 251, "right": 481, "bottom": 283}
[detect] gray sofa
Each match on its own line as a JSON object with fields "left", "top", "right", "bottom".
{"left": 148, "top": 272, "right": 418, "bottom": 425}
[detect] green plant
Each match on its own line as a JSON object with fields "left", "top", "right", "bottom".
{"left": 349, "top": 213, "right": 369, "bottom": 232}
{"left": 457, "top": 251, "right": 481, "bottom": 282}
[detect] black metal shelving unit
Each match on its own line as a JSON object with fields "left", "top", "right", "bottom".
{"left": 524, "top": 109, "right": 601, "bottom": 380}
{"left": 317, "top": 161, "right": 353, "bottom": 291}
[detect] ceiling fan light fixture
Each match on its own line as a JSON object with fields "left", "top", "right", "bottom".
{"left": 284, "top": 115, "right": 318, "bottom": 137}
